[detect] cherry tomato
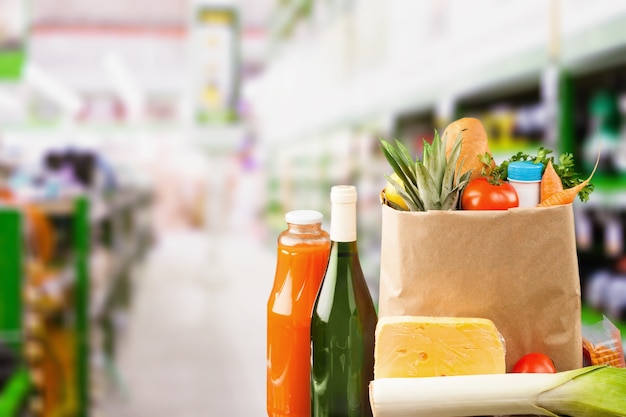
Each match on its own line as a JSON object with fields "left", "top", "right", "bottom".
{"left": 461, "top": 177, "right": 519, "bottom": 210}
{"left": 511, "top": 352, "right": 557, "bottom": 373}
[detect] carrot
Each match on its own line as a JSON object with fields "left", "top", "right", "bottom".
{"left": 537, "top": 179, "right": 589, "bottom": 207}
{"left": 537, "top": 150, "right": 599, "bottom": 207}
{"left": 540, "top": 160, "right": 563, "bottom": 202}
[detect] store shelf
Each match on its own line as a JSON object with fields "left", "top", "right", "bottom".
{"left": 254, "top": 4, "right": 626, "bottom": 146}
{"left": 561, "top": 10, "right": 626, "bottom": 74}
{"left": 0, "top": 188, "right": 152, "bottom": 417}
{"left": 32, "top": 197, "right": 77, "bottom": 217}
{"left": 190, "top": 123, "right": 246, "bottom": 153}
{"left": 1, "top": 123, "right": 246, "bottom": 153}
{"left": 86, "top": 188, "right": 152, "bottom": 357}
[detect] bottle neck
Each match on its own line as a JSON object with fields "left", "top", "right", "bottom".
{"left": 333, "top": 240, "right": 359, "bottom": 255}
{"left": 330, "top": 201, "right": 357, "bottom": 242}
{"left": 287, "top": 223, "right": 322, "bottom": 235}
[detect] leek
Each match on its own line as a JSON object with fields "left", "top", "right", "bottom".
{"left": 369, "top": 365, "right": 626, "bottom": 417}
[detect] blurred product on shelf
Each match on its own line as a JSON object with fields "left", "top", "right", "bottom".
{"left": 619, "top": 94, "right": 626, "bottom": 171}
{"left": 0, "top": 344, "right": 18, "bottom": 391}
{"left": 604, "top": 215, "right": 624, "bottom": 257}
{"left": 583, "top": 90, "right": 621, "bottom": 174}
{"left": 608, "top": 279, "right": 626, "bottom": 322}
{"left": 585, "top": 268, "right": 626, "bottom": 322}
{"left": 1, "top": 145, "right": 120, "bottom": 204}
{"left": 574, "top": 206, "right": 594, "bottom": 251}
{"left": 586, "top": 270, "right": 612, "bottom": 312}
{"left": 513, "top": 104, "right": 546, "bottom": 143}
{"left": 458, "top": 91, "right": 546, "bottom": 160}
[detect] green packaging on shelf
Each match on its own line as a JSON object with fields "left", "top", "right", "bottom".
{"left": 378, "top": 203, "right": 582, "bottom": 372}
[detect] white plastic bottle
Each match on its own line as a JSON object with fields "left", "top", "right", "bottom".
{"left": 507, "top": 161, "right": 544, "bottom": 207}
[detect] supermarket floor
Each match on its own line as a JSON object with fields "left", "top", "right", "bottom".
{"left": 98, "top": 226, "right": 275, "bottom": 416}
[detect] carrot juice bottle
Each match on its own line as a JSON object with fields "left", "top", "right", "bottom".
{"left": 267, "top": 210, "right": 330, "bottom": 417}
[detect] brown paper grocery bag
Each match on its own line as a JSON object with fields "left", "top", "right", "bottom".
{"left": 378, "top": 203, "right": 582, "bottom": 372}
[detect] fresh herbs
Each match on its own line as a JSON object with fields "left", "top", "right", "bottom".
{"left": 477, "top": 153, "right": 505, "bottom": 184}
{"left": 489, "top": 147, "right": 594, "bottom": 202}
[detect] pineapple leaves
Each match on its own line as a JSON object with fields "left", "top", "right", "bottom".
{"left": 380, "top": 140, "right": 423, "bottom": 209}
{"left": 421, "top": 133, "right": 444, "bottom": 193}
{"left": 441, "top": 132, "right": 463, "bottom": 201}
{"left": 380, "top": 131, "right": 471, "bottom": 211}
{"left": 380, "top": 140, "right": 415, "bottom": 185}
{"left": 415, "top": 162, "right": 441, "bottom": 210}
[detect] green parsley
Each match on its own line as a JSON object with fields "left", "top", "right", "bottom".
{"left": 490, "top": 147, "right": 594, "bottom": 202}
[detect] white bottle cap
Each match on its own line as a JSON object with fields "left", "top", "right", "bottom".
{"left": 285, "top": 210, "right": 323, "bottom": 225}
{"left": 330, "top": 185, "right": 357, "bottom": 242}
{"left": 331, "top": 185, "right": 357, "bottom": 204}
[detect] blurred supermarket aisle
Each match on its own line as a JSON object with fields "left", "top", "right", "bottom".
{"left": 99, "top": 227, "right": 274, "bottom": 416}
{"left": 2, "top": 2, "right": 626, "bottom": 415}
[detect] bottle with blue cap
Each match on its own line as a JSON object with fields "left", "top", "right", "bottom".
{"left": 507, "top": 161, "right": 544, "bottom": 207}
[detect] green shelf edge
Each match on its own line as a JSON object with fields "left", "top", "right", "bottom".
{"left": 0, "top": 368, "right": 30, "bottom": 416}
{"left": 0, "top": 50, "right": 25, "bottom": 81}
{"left": 0, "top": 208, "right": 24, "bottom": 353}
{"left": 74, "top": 196, "right": 90, "bottom": 417}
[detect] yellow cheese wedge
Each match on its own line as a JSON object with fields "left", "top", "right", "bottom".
{"left": 374, "top": 316, "right": 506, "bottom": 379}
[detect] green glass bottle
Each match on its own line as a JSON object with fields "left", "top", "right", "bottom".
{"left": 311, "top": 185, "right": 377, "bottom": 417}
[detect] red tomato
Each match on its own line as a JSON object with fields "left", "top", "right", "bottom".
{"left": 461, "top": 177, "right": 519, "bottom": 210}
{"left": 511, "top": 352, "right": 557, "bottom": 373}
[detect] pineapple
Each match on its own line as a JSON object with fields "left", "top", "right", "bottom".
{"left": 380, "top": 132, "right": 471, "bottom": 211}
